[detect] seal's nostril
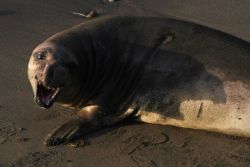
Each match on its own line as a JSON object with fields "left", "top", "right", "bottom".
{"left": 35, "top": 75, "right": 38, "bottom": 80}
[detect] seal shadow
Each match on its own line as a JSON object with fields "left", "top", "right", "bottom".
{"left": 131, "top": 47, "right": 227, "bottom": 120}
{"left": 0, "top": 10, "right": 15, "bottom": 16}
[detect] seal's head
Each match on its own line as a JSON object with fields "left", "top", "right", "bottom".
{"left": 28, "top": 42, "right": 79, "bottom": 109}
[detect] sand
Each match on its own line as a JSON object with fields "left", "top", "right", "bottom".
{"left": 0, "top": 0, "right": 250, "bottom": 166}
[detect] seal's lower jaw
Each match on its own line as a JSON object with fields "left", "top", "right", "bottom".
{"left": 35, "top": 83, "right": 60, "bottom": 109}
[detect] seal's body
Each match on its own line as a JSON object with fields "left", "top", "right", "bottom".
{"left": 28, "top": 16, "right": 250, "bottom": 146}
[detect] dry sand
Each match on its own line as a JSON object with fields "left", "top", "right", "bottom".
{"left": 0, "top": 0, "right": 250, "bottom": 166}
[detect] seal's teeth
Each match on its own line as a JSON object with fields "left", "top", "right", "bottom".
{"left": 51, "top": 88, "right": 60, "bottom": 99}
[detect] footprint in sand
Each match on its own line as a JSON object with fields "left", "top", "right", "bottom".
{"left": 121, "top": 133, "right": 169, "bottom": 154}
{"left": 8, "top": 150, "right": 64, "bottom": 167}
{"left": 0, "top": 120, "right": 27, "bottom": 145}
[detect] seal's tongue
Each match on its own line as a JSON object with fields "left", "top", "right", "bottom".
{"left": 35, "top": 83, "right": 59, "bottom": 108}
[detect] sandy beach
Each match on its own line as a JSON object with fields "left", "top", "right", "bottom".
{"left": 0, "top": 0, "right": 250, "bottom": 166}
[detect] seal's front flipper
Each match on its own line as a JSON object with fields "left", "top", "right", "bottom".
{"left": 44, "top": 116, "right": 100, "bottom": 147}
{"left": 44, "top": 117, "right": 82, "bottom": 146}
{"left": 44, "top": 105, "right": 137, "bottom": 147}
{"left": 44, "top": 105, "right": 107, "bottom": 147}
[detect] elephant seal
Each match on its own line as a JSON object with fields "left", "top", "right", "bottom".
{"left": 28, "top": 16, "right": 250, "bottom": 146}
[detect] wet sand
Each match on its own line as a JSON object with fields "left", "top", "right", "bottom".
{"left": 0, "top": 0, "right": 250, "bottom": 166}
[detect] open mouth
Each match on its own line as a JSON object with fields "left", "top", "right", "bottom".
{"left": 35, "top": 82, "right": 60, "bottom": 109}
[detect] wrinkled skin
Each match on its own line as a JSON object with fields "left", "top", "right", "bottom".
{"left": 28, "top": 16, "right": 250, "bottom": 146}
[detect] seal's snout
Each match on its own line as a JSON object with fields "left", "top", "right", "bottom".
{"left": 33, "top": 66, "right": 62, "bottom": 109}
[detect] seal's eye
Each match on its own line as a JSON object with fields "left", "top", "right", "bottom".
{"left": 35, "top": 52, "right": 47, "bottom": 60}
